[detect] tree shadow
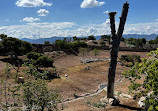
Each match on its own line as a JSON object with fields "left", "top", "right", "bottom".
{"left": 116, "top": 104, "right": 144, "bottom": 111}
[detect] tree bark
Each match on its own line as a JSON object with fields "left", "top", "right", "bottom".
{"left": 107, "top": 2, "right": 129, "bottom": 98}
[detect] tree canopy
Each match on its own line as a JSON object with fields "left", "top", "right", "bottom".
{"left": 123, "top": 49, "right": 158, "bottom": 110}
{"left": 87, "top": 35, "right": 96, "bottom": 40}
{"left": 0, "top": 37, "right": 32, "bottom": 57}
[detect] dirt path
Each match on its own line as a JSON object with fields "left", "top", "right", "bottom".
{"left": 61, "top": 75, "right": 124, "bottom": 104}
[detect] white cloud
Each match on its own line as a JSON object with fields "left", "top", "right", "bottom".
{"left": 1, "top": 21, "right": 158, "bottom": 39}
{"left": 155, "top": 19, "right": 158, "bottom": 21}
{"left": 104, "top": 10, "right": 109, "bottom": 14}
{"left": 22, "top": 17, "right": 40, "bottom": 22}
{"left": 104, "top": 19, "right": 110, "bottom": 24}
{"left": 16, "top": 0, "right": 52, "bottom": 7}
{"left": 37, "top": 9, "right": 49, "bottom": 16}
{"left": 80, "top": 0, "right": 105, "bottom": 8}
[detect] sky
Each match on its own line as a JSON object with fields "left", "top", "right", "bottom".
{"left": 0, "top": 0, "right": 158, "bottom": 39}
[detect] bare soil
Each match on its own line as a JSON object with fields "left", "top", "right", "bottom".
{"left": 0, "top": 50, "right": 148, "bottom": 110}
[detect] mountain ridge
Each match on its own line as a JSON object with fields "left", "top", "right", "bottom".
{"left": 21, "top": 34, "right": 158, "bottom": 44}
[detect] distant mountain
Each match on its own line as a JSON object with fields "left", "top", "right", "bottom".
{"left": 21, "top": 36, "right": 102, "bottom": 44}
{"left": 21, "top": 34, "right": 158, "bottom": 44}
{"left": 123, "top": 34, "right": 158, "bottom": 40}
{"left": 21, "top": 37, "right": 72, "bottom": 44}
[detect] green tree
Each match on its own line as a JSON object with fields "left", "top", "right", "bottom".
{"left": 148, "top": 40, "right": 155, "bottom": 44}
{"left": 73, "top": 36, "right": 77, "bottom": 41}
{"left": 79, "top": 48, "right": 88, "bottom": 58}
{"left": 26, "top": 52, "right": 54, "bottom": 68}
{"left": 27, "top": 51, "right": 42, "bottom": 60}
{"left": 1, "top": 37, "right": 32, "bottom": 58}
{"left": 123, "top": 49, "right": 158, "bottom": 111}
{"left": 0, "top": 34, "right": 7, "bottom": 40}
{"left": 22, "top": 79, "right": 59, "bottom": 111}
{"left": 141, "top": 38, "right": 146, "bottom": 45}
{"left": 101, "top": 35, "right": 110, "bottom": 40}
{"left": 25, "top": 52, "right": 54, "bottom": 79}
{"left": 44, "top": 41, "right": 50, "bottom": 45}
{"left": 36, "top": 55, "right": 54, "bottom": 67}
{"left": 88, "top": 35, "right": 96, "bottom": 40}
{"left": 93, "top": 48, "right": 99, "bottom": 56}
{"left": 0, "top": 37, "right": 32, "bottom": 76}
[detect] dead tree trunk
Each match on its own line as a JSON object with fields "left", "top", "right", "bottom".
{"left": 107, "top": 2, "right": 129, "bottom": 98}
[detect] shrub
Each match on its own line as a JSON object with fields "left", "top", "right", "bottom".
{"left": 120, "top": 54, "right": 141, "bottom": 63}
{"left": 36, "top": 55, "right": 53, "bottom": 67}
{"left": 55, "top": 40, "right": 87, "bottom": 50}
{"left": 27, "top": 52, "right": 42, "bottom": 60}
{"left": 22, "top": 79, "right": 59, "bottom": 111}
{"left": 127, "top": 62, "right": 133, "bottom": 67}
{"left": 26, "top": 52, "right": 54, "bottom": 68}
{"left": 88, "top": 35, "right": 96, "bottom": 40}
{"left": 44, "top": 41, "right": 50, "bottom": 45}
{"left": 122, "top": 49, "right": 158, "bottom": 111}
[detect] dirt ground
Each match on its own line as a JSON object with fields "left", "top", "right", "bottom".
{"left": 0, "top": 50, "right": 148, "bottom": 110}
{"left": 52, "top": 50, "right": 148, "bottom": 111}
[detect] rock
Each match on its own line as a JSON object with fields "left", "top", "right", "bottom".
{"left": 108, "top": 97, "right": 120, "bottom": 106}
{"left": 138, "top": 96, "right": 146, "bottom": 107}
{"left": 85, "top": 66, "right": 91, "bottom": 70}
{"left": 120, "top": 93, "right": 132, "bottom": 98}
{"left": 100, "top": 97, "right": 108, "bottom": 104}
{"left": 17, "top": 77, "right": 24, "bottom": 83}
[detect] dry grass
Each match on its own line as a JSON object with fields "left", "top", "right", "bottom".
{"left": 0, "top": 50, "right": 148, "bottom": 110}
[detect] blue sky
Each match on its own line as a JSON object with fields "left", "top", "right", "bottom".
{"left": 0, "top": 0, "right": 158, "bottom": 39}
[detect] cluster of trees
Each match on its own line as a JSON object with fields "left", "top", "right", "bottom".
{"left": 148, "top": 36, "right": 158, "bottom": 44}
{"left": 0, "top": 34, "right": 60, "bottom": 110}
{"left": 24, "top": 52, "right": 55, "bottom": 80}
{"left": 125, "top": 38, "right": 146, "bottom": 47}
{"left": 101, "top": 35, "right": 110, "bottom": 41}
{"left": 0, "top": 64, "right": 59, "bottom": 111}
{"left": 0, "top": 34, "right": 33, "bottom": 57}
{"left": 0, "top": 34, "right": 33, "bottom": 74}
{"left": 125, "top": 36, "right": 158, "bottom": 46}
{"left": 73, "top": 35, "right": 96, "bottom": 41}
{"left": 26, "top": 52, "right": 53, "bottom": 68}
{"left": 123, "top": 49, "right": 158, "bottom": 110}
{"left": 119, "top": 54, "right": 141, "bottom": 63}
{"left": 55, "top": 39, "right": 87, "bottom": 50}
{"left": 0, "top": 34, "right": 55, "bottom": 80}
{"left": 44, "top": 41, "right": 51, "bottom": 45}
{"left": 119, "top": 54, "right": 141, "bottom": 67}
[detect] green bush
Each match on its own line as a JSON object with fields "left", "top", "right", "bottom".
{"left": 120, "top": 54, "right": 141, "bottom": 63}
{"left": 22, "top": 79, "right": 59, "bottom": 111}
{"left": 1, "top": 37, "right": 32, "bottom": 56}
{"left": 26, "top": 52, "right": 53, "bottom": 68}
{"left": 127, "top": 62, "right": 133, "bottom": 67}
{"left": 122, "top": 49, "right": 158, "bottom": 111}
{"left": 55, "top": 40, "right": 87, "bottom": 50}
{"left": 36, "top": 55, "right": 53, "bottom": 67}
{"left": 27, "top": 52, "right": 42, "bottom": 60}
{"left": 88, "top": 35, "right": 96, "bottom": 40}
